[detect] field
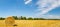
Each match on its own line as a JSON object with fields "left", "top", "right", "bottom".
{"left": 0, "top": 20, "right": 60, "bottom": 27}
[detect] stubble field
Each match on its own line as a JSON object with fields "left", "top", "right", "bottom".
{"left": 0, "top": 20, "right": 60, "bottom": 27}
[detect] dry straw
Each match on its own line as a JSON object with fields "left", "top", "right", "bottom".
{"left": 5, "top": 16, "right": 15, "bottom": 26}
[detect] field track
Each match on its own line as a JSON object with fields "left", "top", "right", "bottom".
{"left": 0, "top": 20, "right": 60, "bottom": 27}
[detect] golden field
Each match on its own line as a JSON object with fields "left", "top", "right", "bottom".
{"left": 0, "top": 20, "right": 60, "bottom": 27}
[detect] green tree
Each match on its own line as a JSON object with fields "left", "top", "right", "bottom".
{"left": 0, "top": 17, "right": 5, "bottom": 20}
{"left": 39, "top": 18, "right": 45, "bottom": 20}
{"left": 34, "top": 18, "right": 45, "bottom": 20}
{"left": 34, "top": 18, "right": 39, "bottom": 20}
{"left": 12, "top": 16, "right": 18, "bottom": 20}
{"left": 20, "top": 16, "right": 26, "bottom": 20}
{"left": 28, "top": 17, "right": 33, "bottom": 20}
{"left": 23, "top": 17, "right": 26, "bottom": 20}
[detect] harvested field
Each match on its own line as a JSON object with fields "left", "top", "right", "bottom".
{"left": 0, "top": 20, "right": 60, "bottom": 27}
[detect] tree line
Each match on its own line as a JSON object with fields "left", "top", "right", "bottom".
{"left": 0, "top": 16, "right": 60, "bottom": 20}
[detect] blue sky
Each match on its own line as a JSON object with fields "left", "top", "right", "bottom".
{"left": 0, "top": 0, "right": 60, "bottom": 18}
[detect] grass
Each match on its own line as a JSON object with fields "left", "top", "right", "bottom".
{"left": 0, "top": 20, "right": 60, "bottom": 27}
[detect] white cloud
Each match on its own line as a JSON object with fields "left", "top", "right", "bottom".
{"left": 24, "top": 0, "right": 32, "bottom": 4}
{"left": 36, "top": 0, "right": 60, "bottom": 16}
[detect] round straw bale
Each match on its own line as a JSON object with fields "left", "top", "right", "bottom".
{"left": 5, "top": 16, "right": 15, "bottom": 26}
